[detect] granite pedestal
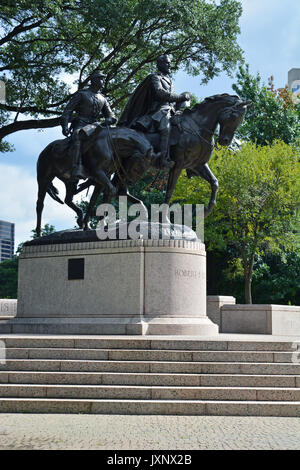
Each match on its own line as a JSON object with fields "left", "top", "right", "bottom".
{"left": 0, "top": 237, "right": 218, "bottom": 335}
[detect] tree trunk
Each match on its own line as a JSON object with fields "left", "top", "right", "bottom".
{"left": 244, "top": 275, "right": 252, "bottom": 304}
{"left": 241, "top": 250, "right": 255, "bottom": 304}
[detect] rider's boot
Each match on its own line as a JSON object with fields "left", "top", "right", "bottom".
{"left": 159, "top": 132, "right": 174, "bottom": 169}
{"left": 71, "top": 140, "right": 85, "bottom": 180}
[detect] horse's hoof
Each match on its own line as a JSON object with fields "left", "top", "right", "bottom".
{"left": 204, "top": 202, "right": 216, "bottom": 218}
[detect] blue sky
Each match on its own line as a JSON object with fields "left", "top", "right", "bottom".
{"left": 1, "top": 0, "right": 300, "bottom": 249}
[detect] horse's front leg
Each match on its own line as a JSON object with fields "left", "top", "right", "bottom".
{"left": 74, "top": 178, "right": 93, "bottom": 195}
{"left": 197, "top": 163, "right": 219, "bottom": 217}
{"left": 64, "top": 182, "right": 84, "bottom": 228}
{"left": 90, "top": 168, "right": 117, "bottom": 198}
{"left": 162, "top": 163, "right": 183, "bottom": 223}
{"left": 126, "top": 191, "right": 148, "bottom": 214}
{"left": 82, "top": 184, "right": 102, "bottom": 230}
{"left": 165, "top": 163, "right": 183, "bottom": 206}
{"left": 87, "top": 139, "right": 117, "bottom": 198}
{"left": 115, "top": 181, "right": 148, "bottom": 223}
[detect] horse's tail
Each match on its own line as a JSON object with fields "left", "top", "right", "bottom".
{"left": 47, "top": 182, "right": 64, "bottom": 205}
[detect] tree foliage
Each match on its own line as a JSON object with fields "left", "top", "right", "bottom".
{"left": 0, "top": 0, "right": 243, "bottom": 148}
{"left": 251, "top": 252, "right": 300, "bottom": 305}
{"left": 173, "top": 141, "right": 300, "bottom": 303}
{"left": 232, "top": 65, "right": 300, "bottom": 146}
{"left": 0, "top": 224, "right": 56, "bottom": 298}
{"left": 31, "top": 223, "right": 55, "bottom": 239}
{"left": 214, "top": 251, "right": 300, "bottom": 305}
{"left": 0, "top": 256, "right": 18, "bottom": 298}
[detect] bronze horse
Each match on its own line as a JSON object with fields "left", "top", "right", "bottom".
{"left": 35, "top": 127, "right": 155, "bottom": 236}
{"left": 35, "top": 94, "right": 250, "bottom": 234}
{"left": 139, "top": 93, "right": 251, "bottom": 215}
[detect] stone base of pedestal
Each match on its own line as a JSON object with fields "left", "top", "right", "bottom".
{"left": 142, "top": 316, "right": 218, "bottom": 335}
{"left": 0, "top": 236, "right": 218, "bottom": 336}
{"left": 0, "top": 315, "right": 218, "bottom": 335}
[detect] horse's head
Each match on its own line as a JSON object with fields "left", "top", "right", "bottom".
{"left": 183, "top": 94, "right": 252, "bottom": 147}
{"left": 217, "top": 99, "right": 252, "bottom": 146}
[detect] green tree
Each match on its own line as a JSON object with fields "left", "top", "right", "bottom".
{"left": 232, "top": 64, "right": 300, "bottom": 146}
{"left": 31, "top": 223, "right": 55, "bottom": 239}
{"left": 0, "top": 224, "right": 56, "bottom": 299}
{"left": 0, "top": 0, "right": 243, "bottom": 148}
{"left": 173, "top": 141, "right": 300, "bottom": 303}
{"left": 251, "top": 252, "right": 300, "bottom": 305}
{"left": 214, "top": 250, "right": 300, "bottom": 305}
{"left": 0, "top": 256, "right": 18, "bottom": 298}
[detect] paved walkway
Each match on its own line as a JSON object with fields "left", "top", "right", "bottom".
{"left": 0, "top": 414, "right": 299, "bottom": 450}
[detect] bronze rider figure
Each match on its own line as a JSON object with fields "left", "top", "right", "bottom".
{"left": 119, "top": 54, "right": 190, "bottom": 169}
{"left": 60, "top": 70, "right": 116, "bottom": 180}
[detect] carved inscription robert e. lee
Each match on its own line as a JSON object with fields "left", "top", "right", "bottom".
{"left": 174, "top": 268, "right": 205, "bottom": 280}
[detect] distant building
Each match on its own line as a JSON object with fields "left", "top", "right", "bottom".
{"left": 288, "top": 68, "right": 300, "bottom": 103}
{"left": 0, "top": 220, "right": 15, "bottom": 262}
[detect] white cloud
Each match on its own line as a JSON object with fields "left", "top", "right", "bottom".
{"left": 6, "top": 125, "right": 61, "bottom": 158}
{"left": 0, "top": 163, "right": 84, "bottom": 250}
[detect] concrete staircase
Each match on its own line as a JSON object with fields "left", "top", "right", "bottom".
{"left": 0, "top": 335, "right": 300, "bottom": 416}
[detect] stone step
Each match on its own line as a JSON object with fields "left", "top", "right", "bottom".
{"left": 1, "top": 384, "right": 300, "bottom": 401}
{"left": 1, "top": 359, "right": 300, "bottom": 374}
{"left": 1, "top": 371, "right": 298, "bottom": 387}
{"left": 0, "top": 336, "right": 299, "bottom": 416}
{"left": 0, "top": 336, "right": 297, "bottom": 351}
{"left": 0, "top": 398, "right": 299, "bottom": 416}
{"left": 3, "top": 347, "right": 298, "bottom": 363}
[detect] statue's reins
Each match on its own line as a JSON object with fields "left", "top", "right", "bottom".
{"left": 179, "top": 122, "right": 214, "bottom": 148}
{"left": 106, "top": 125, "right": 131, "bottom": 188}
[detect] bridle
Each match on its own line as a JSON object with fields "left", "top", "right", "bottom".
{"left": 180, "top": 102, "right": 245, "bottom": 147}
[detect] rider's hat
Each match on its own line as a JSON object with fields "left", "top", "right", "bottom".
{"left": 90, "top": 70, "right": 106, "bottom": 81}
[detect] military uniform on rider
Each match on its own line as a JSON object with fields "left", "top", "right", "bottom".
{"left": 60, "top": 70, "right": 116, "bottom": 180}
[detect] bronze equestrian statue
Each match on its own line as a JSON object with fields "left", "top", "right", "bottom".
{"left": 118, "top": 55, "right": 251, "bottom": 215}
{"left": 34, "top": 57, "right": 251, "bottom": 235}
{"left": 70, "top": 93, "right": 251, "bottom": 230}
